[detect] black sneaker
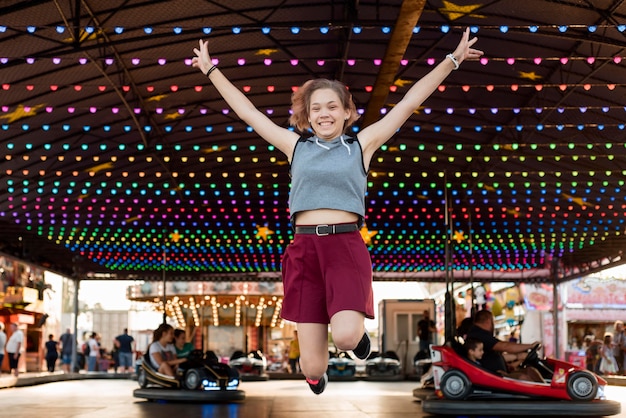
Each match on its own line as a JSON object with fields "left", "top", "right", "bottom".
{"left": 352, "top": 331, "right": 371, "bottom": 360}
{"left": 306, "top": 373, "right": 328, "bottom": 395}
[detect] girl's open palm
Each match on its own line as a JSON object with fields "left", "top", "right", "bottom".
{"left": 192, "top": 40, "right": 212, "bottom": 75}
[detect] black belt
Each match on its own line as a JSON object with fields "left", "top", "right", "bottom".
{"left": 294, "top": 223, "right": 359, "bottom": 236}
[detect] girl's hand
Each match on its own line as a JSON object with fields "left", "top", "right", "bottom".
{"left": 192, "top": 39, "right": 213, "bottom": 75}
{"left": 451, "top": 27, "right": 484, "bottom": 65}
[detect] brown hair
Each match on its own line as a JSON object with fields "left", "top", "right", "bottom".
{"left": 289, "top": 78, "right": 359, "bottom": 133}
{"left": 153, "top": 323, "right": 173, "bottom": 342}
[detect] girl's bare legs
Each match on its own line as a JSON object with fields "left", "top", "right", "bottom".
{"left": 330, "top": 310, "right": 366, "bottom": 352}
{"left": 158, "top": 362, "right": 175, "bottom": 377}
{"left": 297, "top": 322, "right": 330, "bottom": 379}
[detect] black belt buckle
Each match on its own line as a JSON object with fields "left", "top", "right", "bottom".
{"left": 315, "top": 224, "right": 330, "bottom": 236}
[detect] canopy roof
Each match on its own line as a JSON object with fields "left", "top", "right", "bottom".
{"left": 1, "top": 0, "right": 626, "bottom": 283}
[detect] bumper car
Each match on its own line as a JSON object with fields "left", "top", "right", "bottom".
{"left": 229, "top": 350, "right": 269, "bottom": 381}
{"left": 421, "top": 343, "right": 621, "bottom": 416}
{"left": 133, "top": 350, "right": 245, "bottom": 402}
{"left": 413, "top": 349, "right": 432, "bottom": 378}
{"left": 364, "top": 351, "right": 403, "bottom": 380}
{"left": 327, "top": 351, "right": 357, "bottom": 378}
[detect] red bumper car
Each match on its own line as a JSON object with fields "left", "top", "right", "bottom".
{"left": 421, "top": 343, "right": 621, "bottom": 416}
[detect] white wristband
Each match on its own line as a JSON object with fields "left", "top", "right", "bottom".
{"left": 446, "top": 53, "right": 460, "bottom": 70}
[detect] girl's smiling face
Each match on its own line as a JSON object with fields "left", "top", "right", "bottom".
{"left": 308, "top": 88, "right": 350, "bottom": 140}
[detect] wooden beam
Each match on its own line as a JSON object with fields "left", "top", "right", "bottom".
{"left": 361, "top": 0, "right": 427, "bottom": 128}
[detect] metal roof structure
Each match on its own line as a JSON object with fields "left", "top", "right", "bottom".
{"left": 1, "top": 0, "right": 626, "bottom": 283}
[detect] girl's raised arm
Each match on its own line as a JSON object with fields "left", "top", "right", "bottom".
{"left": 192, "top": 40, "right": 299, "bottom": 156}
{"left": 359, "top": 28, "right": 483, "bottom": 159}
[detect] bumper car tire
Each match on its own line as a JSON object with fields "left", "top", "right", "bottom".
{"left": 137, "top": 368, "right": 148, "bottom": 388}
{"left": 440, "top": 369, "right": 472, "bottom": 400}
{"left": 184, "top": 369, "right": 201, "bottom": 390}
{"left": 566, "top": 371, "right": 598, "bottom": 401}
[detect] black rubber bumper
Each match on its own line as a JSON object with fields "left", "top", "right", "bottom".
{"left": 421, "top": 396, "right": 621, "bottom": 416}
{"left": 133, "top": 388, "right": 245, "bottom": 402}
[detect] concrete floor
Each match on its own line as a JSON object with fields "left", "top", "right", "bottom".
{"left": 1, "top": 377, "right": 626, "bottom": 418}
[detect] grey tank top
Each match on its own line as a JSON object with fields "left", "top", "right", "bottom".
{"left": 289, "top": 135, "right": 367, "bottom": 223}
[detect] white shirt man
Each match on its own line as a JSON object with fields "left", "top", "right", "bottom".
{"left": 0, "top": 323, "right": 6, "bottom": 374}
{"left": 6, "top": 323, "right": 24, "bottom": 376}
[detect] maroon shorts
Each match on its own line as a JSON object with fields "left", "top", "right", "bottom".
{"left": 281, "top": 230, "right": 374, "bottom": 324}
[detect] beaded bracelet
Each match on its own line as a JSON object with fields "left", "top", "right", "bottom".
{"left": 206, "top": 65, "right": 217, "bottom": 77}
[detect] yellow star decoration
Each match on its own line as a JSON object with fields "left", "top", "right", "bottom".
{"left": 203, "top": 146, "right": 226, "bottom": 154}
{"left": 394, "top": 78, "right": 413, "bottom": 88}
{"left": 164, "top": 112, "right": 182, "bottom": 120}
{"left": 255, "top": 49, "right": 278, "bottom": 56}
{"left": 256, "top": 226, "right": 274, "bottom": 241}
{"left": 506, "top": 208, "right": 522, "bottom": 216}
{"left": 360, "top": 225, "right": 378, "bottom": 245}
{"left": 63, "top": 28, "right": 106, "bottom": 43}
{"left": 453, "top": 230, "right": 465, "bottom": 243}
{"left": 0, "top": 103, "right": 45, "bottom": 123}
{"left": 439, "top": 1, "right": 485, "bottom": 21}
{"left": 562, "top": 193, "right": 594, "bottom": 208}
{"left": 146, "top": 94, "right": 168, "bottom": 102}
{"left": 85, "top": 162, "right": 114, "bottom": 173}
{"left": 169, "top": 232, "right": 181, "bottom": 243}
{"left": 519, "top": 71, "right": 542, "bottom": 81}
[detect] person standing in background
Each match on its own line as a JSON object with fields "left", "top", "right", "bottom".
{"left": 417, "top": 310, "right": 436, "bottom": 353}
{"left": 114, "top": 328, "right": 135, "bottom": 373}
{"left": 0, "top": 322, "right": 6, "bottom": 374}
{"left": 86, "top": 332, "right": 100, "bottom": 371}
{"left": 44, "top": 334, "right": 59, "bottom": 372}
{"left": 612, "top": 320, "right": 625, "bottom": 375}
{"left": 288, "top": 330, "right": 301, "bottom": 374}
{"left": 600, "top": 333, "right": 618, "bottom": 375}
{"left": 6, "top": 322, "right": 24, "bottom": 376}
{"left": 59, "top": 328, "right": 74, "bottom": 373}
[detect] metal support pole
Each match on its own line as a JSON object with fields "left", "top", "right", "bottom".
{"left": 553, "top": 277, "right": 559, "bottom": 359}
{"left": 162, "top": 248, "right": 167, "bottom": 324}
{"left": 71, "top": 277, "right": 80, "bottom": 373}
